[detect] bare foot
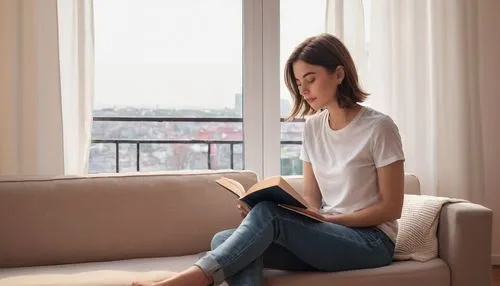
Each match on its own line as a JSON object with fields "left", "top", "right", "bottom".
{"left": 131, "top": 266, "right": 213, "bottom": 286}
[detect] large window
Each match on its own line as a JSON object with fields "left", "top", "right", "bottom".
{"left": 90, "top": 0, "right": 327, "bottom": 178}
{"left": 91, "top": 0, "right": 243, "bottom": 173}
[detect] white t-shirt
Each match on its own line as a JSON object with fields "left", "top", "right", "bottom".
{"left": 300, "top": 106, "right": 405, "bottom": 242}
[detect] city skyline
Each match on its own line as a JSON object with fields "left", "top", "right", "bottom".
{"left": 89, "top": 105, "right": 304, "bottom": 175}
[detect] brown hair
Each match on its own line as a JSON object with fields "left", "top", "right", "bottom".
{"left": 285, "top": 33, "right": 368, "bottom": 119}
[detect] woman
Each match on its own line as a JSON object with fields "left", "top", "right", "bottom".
{"left": 132, "top": 33, "right": 405, "bottom": 286}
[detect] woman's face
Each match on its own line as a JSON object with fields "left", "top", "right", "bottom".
{"left": 292, "top": 60, "right": 343, "bottom": 111}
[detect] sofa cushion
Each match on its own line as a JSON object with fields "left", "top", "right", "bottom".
{"left": 265, "top": 259, "right": 449, "bottom": 286}
{"left": 0, "top": 254, "right": 449, "bottom": 286}
{"left": 0, "top": 253, "right": 206, "bottom": 286}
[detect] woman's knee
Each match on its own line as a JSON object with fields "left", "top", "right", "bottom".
{"left": 211, "top": 228, "right": 235, "bottom": 250}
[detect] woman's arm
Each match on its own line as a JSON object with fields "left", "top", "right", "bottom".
{"left": 303, "top": 161, "right": 323, "bottom": 210}
{"left": 325, "top": 160, "right": 404, "bottom": 227}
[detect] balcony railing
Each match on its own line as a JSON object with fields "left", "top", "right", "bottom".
{"left": 91, "top": 116, "right": 303, "bottom": 173}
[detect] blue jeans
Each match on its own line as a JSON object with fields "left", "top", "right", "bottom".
{"left": 195, "top": 201, "right": 395, "bottom": 286}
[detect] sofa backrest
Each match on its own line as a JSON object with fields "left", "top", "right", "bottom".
{"left": 0, "top": 171, "right": 420, "bottom": 268}
{"left": 0, "top": 170, "right": 257, "bottom": 268}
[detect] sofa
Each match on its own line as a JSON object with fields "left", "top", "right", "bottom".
{"left": 0, "top": 170, "right": 493, "bottom": 286}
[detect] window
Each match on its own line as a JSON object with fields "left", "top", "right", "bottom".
{"left": 90, "top": 0, "right": 243, "bottom": 173}
{"left": 90, "top": 0, "right": 329, "bottom": 178}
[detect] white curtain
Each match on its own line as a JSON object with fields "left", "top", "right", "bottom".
{"left": 325, "top": 0, "right": 368, "bottom": 88}
{"left": 0, "top": 0, "right": 94, "bottom": 176}
{"left": 326, "top": 0, "right": 486, "bottom": 203}
{"left": 57, "top": 0, "right": 95, "bottom": 175}
{"left": 0, "top": 0, "right": 65, "bottom": 176}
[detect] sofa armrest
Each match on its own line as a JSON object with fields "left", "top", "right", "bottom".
{"left": 438, "top": 202, "right": 493, "bottom": 286}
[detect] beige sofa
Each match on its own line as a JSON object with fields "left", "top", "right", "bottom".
{"left": 0, "top": 170, "right": 493, "bottom": 286}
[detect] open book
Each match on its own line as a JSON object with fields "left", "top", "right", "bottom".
{"left": 215, "top": 176, "right": 326, "bottom": 222}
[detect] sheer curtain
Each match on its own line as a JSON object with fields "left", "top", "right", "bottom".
{"left": 0, "top": 0, "right": 65, "bottom": 176}
{"left": 0, "top": 0, "right": 94, "bottom": 176}
{"left": 57, "top": 0, "right": 95, "bottom": 175}
{"left": 325, "top": 0, "right": 485, "bottom": 203}
{"left": 325, "top": 0, "right": 368, "bottom": 88}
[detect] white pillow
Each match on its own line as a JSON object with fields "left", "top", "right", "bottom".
{"left": 394, "top": 194, "right": 466, "bottom": 261}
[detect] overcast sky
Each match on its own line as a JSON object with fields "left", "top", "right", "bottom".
{"left": 93, "top": 0, "right": 326, "bottom": 109}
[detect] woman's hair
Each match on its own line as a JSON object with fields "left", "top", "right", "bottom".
{"left": 285, "top": 33, "right": 368, "bottom": 119}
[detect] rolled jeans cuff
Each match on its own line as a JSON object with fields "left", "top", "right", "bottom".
{"left": 194, "top": 254, "right": 225, "bottom": 286}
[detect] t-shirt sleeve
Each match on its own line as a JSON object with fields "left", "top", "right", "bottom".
{"left": 372, "top": 117, "right": 405, "bottom": 168}
{"left": 299, "top": 120, "right": 310, "bottom": 162}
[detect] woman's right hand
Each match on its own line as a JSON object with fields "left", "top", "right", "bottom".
{"left": 237, "top": 203, "right": 250, "bottom": 219}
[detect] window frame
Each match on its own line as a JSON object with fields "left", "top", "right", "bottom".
{"left": 243, "top": 0, "right": 281, "bottom": 179}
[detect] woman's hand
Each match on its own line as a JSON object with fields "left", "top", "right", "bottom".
{"left": 237, "top": 203, "right": 250, "bottom": 219}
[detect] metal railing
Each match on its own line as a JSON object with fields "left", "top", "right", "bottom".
{"left": 91, "top": 116, "right": 303, "bottom": 173}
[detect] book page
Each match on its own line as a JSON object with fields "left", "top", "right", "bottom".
{"left": 215, "top": 177, "right": 246, "bottom": 198}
